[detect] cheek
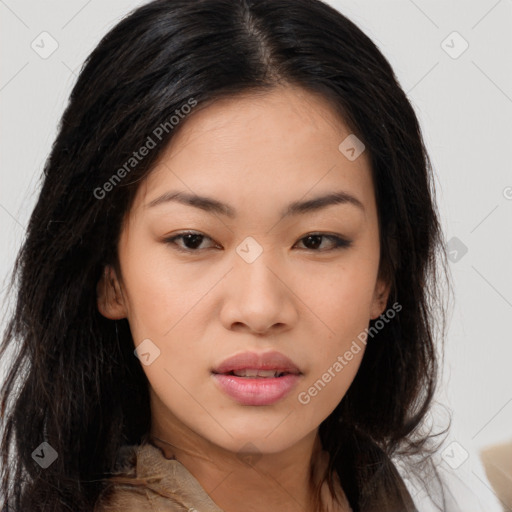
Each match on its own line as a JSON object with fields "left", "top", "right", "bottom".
{"left": 118, "top": 246, "right": 218, "bottom": 398}
{"left": 119, "top": 247, "right": 215, "bottom": 343}
{"left": 306, "top": 256, "right": 379, "bottom": 340}
{"left": 295, "top": 296, "right": 368, "bottom": 424}
{"left": 293, "top": 254, "right": 377, "bottom": 412}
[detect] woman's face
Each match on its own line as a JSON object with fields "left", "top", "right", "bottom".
{"left": 98, "top": 85, "right": 390, "bottom": 455}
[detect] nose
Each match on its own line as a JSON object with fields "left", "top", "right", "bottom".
{"left": 219, "top": 252, "right": 298, "bottom": 336}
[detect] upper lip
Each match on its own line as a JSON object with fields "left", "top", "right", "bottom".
{"left": 212, "top": 351, "right": 301, "bottom": 375}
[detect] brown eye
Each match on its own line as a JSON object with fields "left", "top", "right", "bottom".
{"left": 164, "top": 231, "right": 218, "bottom": 252}
{"left": 295, "top": 234, "right": 352, "bottom": 251}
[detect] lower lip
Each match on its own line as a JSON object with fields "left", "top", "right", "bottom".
{"left": 212, "top": 373, "right": 301, "bottom": 406}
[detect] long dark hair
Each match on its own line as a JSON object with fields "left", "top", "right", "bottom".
{"left": 0, "top": 0, "right": 451, "bottom": 510}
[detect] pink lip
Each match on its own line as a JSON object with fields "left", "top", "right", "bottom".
{"left": 211, "top": 351, "right": 302, "bottom": 406}
{"left": 212, "top": 373, "right": 301, "bottom": 406}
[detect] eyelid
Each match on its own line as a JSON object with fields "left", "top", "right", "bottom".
{"left": 163, "top": 230, "right": 352, "bottom": 253}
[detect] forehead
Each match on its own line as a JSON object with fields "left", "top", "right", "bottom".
{"left": 129, "top": 85, "right": 375, "bottom": 221}
{"left": 162, "top": 85, "right": 354, "bottom": 159}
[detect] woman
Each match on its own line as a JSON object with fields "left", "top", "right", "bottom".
{"left": 0, "top": 0, "right": 450, "bottom": 510}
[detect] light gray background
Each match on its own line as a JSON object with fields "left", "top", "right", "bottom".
{"left": 1, "top": 1, "right": 511, "bottom": 510}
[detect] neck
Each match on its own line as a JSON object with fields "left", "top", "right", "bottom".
{"left": 149, "top": 417, "right": 349, "bottom": 511}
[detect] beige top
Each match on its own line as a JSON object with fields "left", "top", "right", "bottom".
{"left": 94, "top": 442, "right": 224, "bottom": 511}
{"left": 94, "top": 442, "right": 353, "bottom": 511}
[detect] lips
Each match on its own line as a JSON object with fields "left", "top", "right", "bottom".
{"left": 211, "top": 351, "right": 301, "bottom": 376}
{"left": 211, "top": 351, "right": 302, "bottom": 406}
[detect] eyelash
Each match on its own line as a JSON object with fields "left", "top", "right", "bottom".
{"left": 163, "top": 231, "right": 352, "bottom": 254}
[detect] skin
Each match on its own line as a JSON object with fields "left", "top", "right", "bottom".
{"left": 97, "top": 84, "right": 390, "bottom": 512}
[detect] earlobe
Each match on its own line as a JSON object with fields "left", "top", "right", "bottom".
{"left": 96, "top": 265, "right": 127, "bottom": 319}
{"left": 370, "top": 278, "right": 391, "bottom": 320}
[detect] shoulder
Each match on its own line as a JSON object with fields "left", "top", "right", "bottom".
{"left": 94, "top": 442, "right": 224, "bottom": 512}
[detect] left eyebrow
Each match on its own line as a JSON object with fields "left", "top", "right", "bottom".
{"left": 145, "top": 190, "right": 365, "bottom": 220}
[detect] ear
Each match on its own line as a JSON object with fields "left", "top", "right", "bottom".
{"left": 370, "top": 276, "right": 391, "bottom": 320}
{"left": 96, "top": 265, "right": 127, "bottom": 319}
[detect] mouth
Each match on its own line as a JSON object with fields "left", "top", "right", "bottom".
{"left": 211, "top": 351, "right": 302, "bottom": 406}
{"left": 212, "top": 350, "right": 302, "bottom": 376}
{"left": 215, "top": 369, "right": 297, "bottom": 378}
